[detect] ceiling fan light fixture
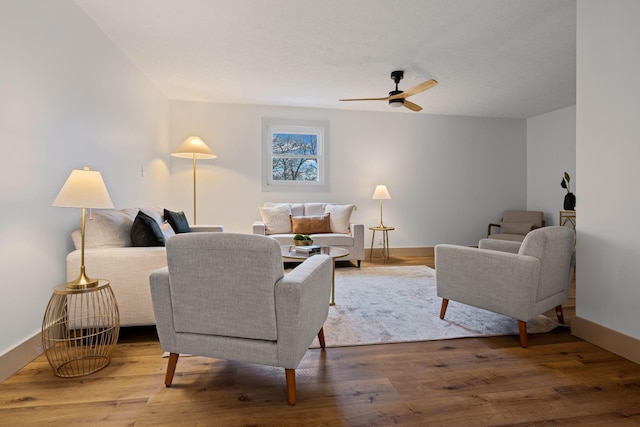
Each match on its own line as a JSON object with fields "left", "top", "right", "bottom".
{"left": 389, "top": 98, "right": 404, "bottom": 108}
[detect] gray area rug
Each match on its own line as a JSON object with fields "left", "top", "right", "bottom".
{"left": 310, "top": 265, "right": 560, "bottom": 348}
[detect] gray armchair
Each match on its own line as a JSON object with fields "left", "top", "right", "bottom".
{"left": 149, "top": 232, "right": 333, "bottom": 405}
{"left": 436, "top": 226, "right": 575, "bottom": 347}
{"left": 487, "top": 210, "right": 545, "bottom": 242}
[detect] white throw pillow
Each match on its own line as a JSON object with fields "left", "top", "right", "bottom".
{"left": 324, "top": 204, "right": 355, "bottom": 234}
{"left": 160, "top": 221, "right": 176, "bottom": 241}
{"left": 258, "top": 204, "right": 292, "bottom": 234}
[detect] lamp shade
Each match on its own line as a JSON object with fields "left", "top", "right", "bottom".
{"left": 171, "top": 136, "right": 217, "bottom": 159}
{"left": 52, "top": 167, "right": 114, "bottom": 209}
{"left": 372, "top": 184, "right": 391, "bottom": 200}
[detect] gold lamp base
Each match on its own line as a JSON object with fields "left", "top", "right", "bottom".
{"left": 66, "top": 267, "right": 99, "bottom": 289}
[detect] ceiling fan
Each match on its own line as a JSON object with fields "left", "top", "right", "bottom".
{"left": 339, "top": 70, "right": 438, "bottom": 112}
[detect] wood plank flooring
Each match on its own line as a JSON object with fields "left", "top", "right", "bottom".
{"left": 1, "top": 256, "right": 639, "bottom": 426}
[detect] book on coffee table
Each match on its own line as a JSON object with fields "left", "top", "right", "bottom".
{"left": 293, "top": 245, "right": 322, "bottom": 256}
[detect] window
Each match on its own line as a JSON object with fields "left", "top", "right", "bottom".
{"left": 262, "top": 118, "right": 329, "bottom": 192}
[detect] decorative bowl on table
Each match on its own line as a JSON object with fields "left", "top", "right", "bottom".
{"left": 292, "top": 234, "right": 313, "bottom": 246}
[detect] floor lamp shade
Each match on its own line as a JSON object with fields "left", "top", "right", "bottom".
{"left": 372, "top": 184, "right": 391, "bottom": 228}
{"left": 171, "top": 136, "right": 217, "bottom": 224}
{"left": 53, "top": 167, "right": 114, "bottom": 288}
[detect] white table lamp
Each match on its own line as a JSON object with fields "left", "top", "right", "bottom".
{"left": 372, "top": 184, "right": 391, "bottom": 228}
{"left": 52, "top": 166, "right": 114, "bottom": 288}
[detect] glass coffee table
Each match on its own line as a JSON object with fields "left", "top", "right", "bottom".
{"left": 281, "top": 245, "right": 349, "bottom": 306}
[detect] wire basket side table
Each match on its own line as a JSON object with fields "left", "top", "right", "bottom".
{"left": 42, "top": 280, "right": 119, "bottom": 378}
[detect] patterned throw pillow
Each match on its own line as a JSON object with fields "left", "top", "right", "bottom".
{"left": 324, "top": 204, "right": 356, "bottom": 234}
{"left": 258, "top": 204, "right": 292, "bottom": 234}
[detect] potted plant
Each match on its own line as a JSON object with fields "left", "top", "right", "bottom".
{"left": 292, "top": 234, "right": 314, "bottom": 246}
{"left": 561, "top": 172, "right": 576, "bottom": 210}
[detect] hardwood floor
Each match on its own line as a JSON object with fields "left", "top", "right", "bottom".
{"left": 2, "top": 256, "right": 639, "bottom": 426}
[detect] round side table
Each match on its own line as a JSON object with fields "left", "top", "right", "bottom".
{"left": 369, "top": 226, "right": 395, "bottom": 261}
{"left": 42, "top": 280, "right": 120, "bottom": 378}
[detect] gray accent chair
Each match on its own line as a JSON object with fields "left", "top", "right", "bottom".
{"left": 487, "top": 210, "right": 545, "bottom": 242}
{"left": 149, "top": 232, "right": 333, "bottom": 405}
{"left": 435, "top": 226, "right": 575, "bottom": 347}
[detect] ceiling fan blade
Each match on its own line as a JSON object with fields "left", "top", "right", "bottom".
{"left": 339, "top": 96, "right": 390, "bottom": 102}
{"left": 396, "top": 79, "right": 438, "bottom": 99}
{"left": 403, "top": 100, "right": 423, "bottom": 112}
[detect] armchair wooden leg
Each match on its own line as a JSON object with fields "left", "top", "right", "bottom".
{"left": 165, "top": 352, "right": 180, "bottom": 386}
{"left": 439, "top": 299, "right": 449, "bottom": 319}
{"left": 317, "top": 327, "right": 326, "bottom": 350}
{"left": 555, "top": 305, "right": 565, "bottom": 324}
{"left": 285, "top": 368, "right": 296, "bottom": 405}
{"left": 518, "top": 321, "right": 528, "bottom": 348}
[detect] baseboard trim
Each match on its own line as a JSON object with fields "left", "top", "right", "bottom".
{"left": 365, "top": 247, "right": 434, "bottom": 258}
{"left": 572, "top": 316, "right": 640, "bottom": 365}
{"left": 0, "top": 332, "right": 43, "bottom": 383}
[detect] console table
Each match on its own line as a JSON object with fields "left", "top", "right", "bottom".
{"left": 559, "top": 210, "right": 576, "bottom": 228}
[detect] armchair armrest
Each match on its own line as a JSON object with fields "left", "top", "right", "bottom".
{"left": 253, "top": 221, "right": 266, "bottom": 235}
{"left": 149, "top": 267, "right": 177, "bottom": 351}
{"left": 191, "top": 224, "right": 224, "bottom": 232}
{"left": 478, "top": 238, "right": 521, "bottom": 254}
{"left": 274, "top": 254, "right": 332, "bottom": 368}
{"left": 487, "top": 223, "right": 501, "bottom": 236}
{"left": 435, "top": 244, "right": 541, "bottom": 320}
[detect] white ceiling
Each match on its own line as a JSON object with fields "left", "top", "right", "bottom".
{"left": 75, "top": 0, "right": 576, "bottom": 119}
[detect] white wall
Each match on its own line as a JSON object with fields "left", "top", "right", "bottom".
{"left": 575, "top": 1, "right": 640, "bottom": 339}
{"left": 0, "top": 1, "right": 170, "bottom": 358}
{"left": 527, "top": 105, "right": 576, "bottom": 225}
{"left": 169, "top": 102, "right": 527, "bottom": 248}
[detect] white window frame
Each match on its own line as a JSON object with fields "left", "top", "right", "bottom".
{"left": 262, "top": 118, "right": 329, "bottom": 192}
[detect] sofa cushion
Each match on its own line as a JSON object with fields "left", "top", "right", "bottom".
{"left": 325, "top": 204, "right": 355, "bottom": 234}
{"left": 258, "top": 204, "right": 292, "bottom": 234}
{"left": 131, "top": 211, "right": 165, "bottom": 247}
{"left": 500, "top": 222, "right": 535, "bottom": 235}
{"left": 78, "top": 208, "right": 138, "bottom": 249}
{"left": 164, "top": 209, "right": 191, "bottom": 233}
{"left": 291, "top": 214, "right": 331, "bottom": 234}
{"left": 304, "top": 203, "right": 327, "bottom": 216}
{"left": 264, "top": 202, "right": 304, "bottom": 216}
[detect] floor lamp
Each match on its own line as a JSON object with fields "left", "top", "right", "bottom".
{"left": 372, "top": 184, "right": 391, "bottom": 228}
{"left": 171, "top": 136, "right": 217, "bottom": 224}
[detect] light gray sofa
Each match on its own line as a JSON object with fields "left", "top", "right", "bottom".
{"left": 252, "top": 202, "right": 364, "bottom": 267}
{"left": 150, "top": 232, "right": 332, "bottom": 405}
{"left": 66, "top": 207, "right": 223, "bottom": 326}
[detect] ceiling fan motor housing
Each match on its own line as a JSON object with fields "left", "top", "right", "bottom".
{"left": 389, "top": 88, "right": 404, "bottom": 107}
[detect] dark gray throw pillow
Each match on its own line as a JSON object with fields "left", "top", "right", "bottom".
{"left": 164, "top": 208, "right": 191, "bottom": 233}
{"left": 131, "top": 211, "right": 165, "bottom": 247}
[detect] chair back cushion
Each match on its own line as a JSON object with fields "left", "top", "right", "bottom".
{"left": 519, "top": 227, "right": 574, "bottom": 302}
{"left": 502, "top": 210, "right": 544, "bottom": 228}
{"left": 165, "top": 233, "right": 284, "bottom": 341}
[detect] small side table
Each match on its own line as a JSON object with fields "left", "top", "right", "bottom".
{"left": 369, "top": 226, "right": 395, "bottom": 261}
{"left": 42, "top": 280, "right": 120, "bottom": 378}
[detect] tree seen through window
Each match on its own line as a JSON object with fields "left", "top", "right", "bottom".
{"left": 271, "top": 133, "right": 318, "bottom": 181}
